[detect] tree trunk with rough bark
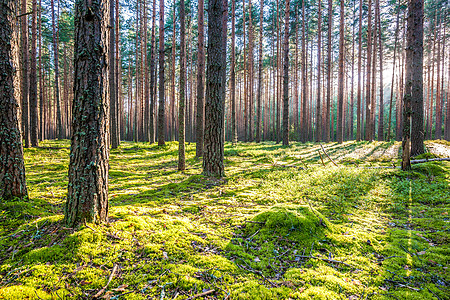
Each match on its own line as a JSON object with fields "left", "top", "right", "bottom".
{"left": 158, "top": 0, "right": 165, "bottom": 146}
{"left": 337, "top": 0, "right": 344, "bottom": 144}
{"left": 196, "top": 0, "right": 205, "bottom": 156}
{"left": 65, "top": 0, "right": 109, "bottom": 226}
{"left": 178, "top": 0, "right": 186, "bottom": 171}
{"left": 402, "top": 0, "right": 423, "bottom": 170}
{"left": 203, "top": 0, "right": 227, "bottom": 177}
{"left": 282, "top": 0, "right": 290, "bottom": 146}
{"left": 255, "top": 0, "right": 263, "bottom": 143}
{"left": 30, "top": 0, "right": 39, "bottom": 147}
{"left": 0, "top": 0, "right": 28, "bottom": 200}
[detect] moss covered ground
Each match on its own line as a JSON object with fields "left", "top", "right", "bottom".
{"left": 0, "top": 140, "right": 449, "bottom": 299}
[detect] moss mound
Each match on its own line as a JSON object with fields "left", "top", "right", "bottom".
{"left": 226, "top": 206, "right": 332, "bottom": 275}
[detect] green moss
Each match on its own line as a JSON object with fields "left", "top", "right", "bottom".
{"left": 0, "top": 140, "right": 448, "bottom": 299}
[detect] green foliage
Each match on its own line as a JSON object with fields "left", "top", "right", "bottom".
{"left": 0, "top": 140, "right": 449, "bottom": 299}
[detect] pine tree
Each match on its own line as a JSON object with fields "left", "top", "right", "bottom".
{"left": 65, "top": 0, "right": 109, "bottom": 226}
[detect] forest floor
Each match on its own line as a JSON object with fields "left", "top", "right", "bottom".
{"left": 0, "top": 140, "right": 449, "bottom": 300}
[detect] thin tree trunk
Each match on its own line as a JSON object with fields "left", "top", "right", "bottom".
{"left": 337, "top": 0, "right": 344, "bottom": 144}
{"left": 150, "top": 0, "right": 156, "bottom": 143}
{"left": 178, "top": 0, "right": 186, "bottom": 171}
{"left": 196, "top": 0, "right": 205, "bottom": 155}
{"left": 110, "top": 0, "right": 118, "bottom": 148}
{"left": 231, "top": 0, "right": 237, "bottom": 144}
{"left": 255, "top": 0, "right": 263, "bottom": 143}
{"left": 387, "top": 3, "right": 400, "bottom": 141}
{"left": 51, "top": 0, "right": 63, "bottom": 140}
{"left": 435, "top": 21, "right": 442, "bottom": 140}
{"left": 325, "top": 0, "right": 332, "bottom": 142}
{"left": 20, "top": 0, "right": 30, "bottom": 147}
{"left": 282, "top": 0, "right": 290, "bottom": 146}
{"left": 316, "top": 0, "right": 322, "bottom": 142}
{"left": 377, "top": 0, "right": 384, "bottom": 141}
{"left": 158, "top": 0, "right": 165, "bottom": 146}
{"left": 30, "top": 0, "right": 38, "bottom": 147}
{"left": 365, "top": 0, "right": 372, "bottom": 140}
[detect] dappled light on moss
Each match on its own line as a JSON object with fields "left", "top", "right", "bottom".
{"left": 0, "top": 140, "right": 449, "bottom": 299}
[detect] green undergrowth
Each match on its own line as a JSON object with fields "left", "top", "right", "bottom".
{"left": 0, "top": 140, "right": 449, "bottom": 299}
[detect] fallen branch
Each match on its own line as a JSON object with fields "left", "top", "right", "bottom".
{"left": 186, "top": 289, "right": 215, "bottom": 300}
{"left": 317, "top": 150, "right": 326, "bottom": 167}
{"left": 411, "top": 158, "right": 450, "bottom": 164}
{"left": 93, "top": 263, "right": 118, "bottom": 298}
{"left": 320, "top": 144, "right": 338, "bottom": 167}
{"left": 295, "top": 255, "right": 353, "bottom": 268}
{"left": 237, "top": 263, "right": 278, "bottom": 287}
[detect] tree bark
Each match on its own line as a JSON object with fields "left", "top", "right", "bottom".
{"left": 255, "top": 0, "right": 263, "bottom": 143}
{"left": 29, "top": 0, "right": 39, "bottom": 147}
{"left": 365, "top": 0, "right": 372, "bottom": 141}
{"left": 316, "top": 0, "right": 322, "bottom": 142}
{"left": 282, "top": 0, "right": 290, "bottom": 146}
{"left": 231, "top": 0, "right": 237, "bottom": 145}
{"left": 65, "top": 0, "right": 109, "bottom": 226}
{"left": 402, "top": 0, "right": 423, "bottom": 170}
{"left": 110, "top": 0, "right": 118, "bottom": 148}
{"left": 0, "top": 0, "right": 28, "bottom": 200}
{"left": 337, "top": 0, "right": 344, "bottom": 144}
{"left": 178, "top": 0, "right": 186, "bottom": 171}
{"left": 158, "top": 0, "right": 165, "bottom": 146}
{"left": 51, "top": 0, "right": 63, "bottom": 140}
{"left": 377, "top": 0, "right": 384, "bottom": 141}
{"left": 196, "top": 0, "right": 205, "bottom": 156}
{"left": 325, "top": 0, "right": 332, "bottom": 142}
{"left": 20, "top": 0, "right": 30, "bottom": 147}
{"left": 149, "top": 0, "right": 156, "bottom": 143}
{"left": 203, "top": 0, "right": 227, "bottom": 177}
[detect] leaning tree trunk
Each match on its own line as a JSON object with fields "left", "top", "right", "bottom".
{"left": 282, "top": 0, "right": 290, "bottom": 146}
{"left": 402, "top": 0, "right": 423, "bottom": 170}
{"left": 0, "top": 0, "right": 28, "bottom": 200}
{"left": 65, "top": 0, "right": 109, "bottom": 227}
{"left": 203, "top": 0, "right": 227, "bottom": 177}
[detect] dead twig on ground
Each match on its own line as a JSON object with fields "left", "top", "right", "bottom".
{"left": 320, "top": 144, "right": 338, "bottom": 167}
{"left": 186, "top": 289, "right": 215, "bottom": 300}
{"left": 295, "top": 255, "right": 353, "bottom": 268}
{"left": 93, "top": 263, "right": 118, "bottom": 298}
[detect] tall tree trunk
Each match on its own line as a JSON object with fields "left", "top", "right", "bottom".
{"left": 282, "top": 0, "right": 290, "bottom": 146}
{"left": 150, "top": 0, "right": 156, "bottom": 143}
{"left": 301, "top": 0, "right": 307, "bottom": 142}
{"left": 203, "top": 0, "right": 227, "bottom": 177}
{"left": 337, "top": 0, "right": 344, "bottom": 144}
{"left": 142, "top": 0, "right": 149, "bottom": 142}
{"left": 294, "top": 6, "right": 299, "bottom": 140}
{"left": 171, "top": 0, "right": 176, "bottom": 141}
{"left": 231, "top": 0, "right": 237, "bottom": 145}
{"left": 435, "top": 21, "right": 442, "bottom": 140}
{"left": 110, "top": 0, "right": 118, "bottom": 148}
{"left": 365, "top": 0, "right": 372, "bottom": 141}
{"left": 377, "top": 0, "right": 384, "bottom": 141}
{"left": 325, "top": 0, "right": 332, "bottom": 142}
{"left": 51, "top": 0, "right": 63, "bottom": 140}
{"left": 178, "top": 0, "right": 186, "bottom": 171}
{"left": 316, "top": 0, "right": 322, "bottom": 142}
{"left": 66, "top": 0, "right": 109, "bottom": 226}
{"left": 196, "top": 0, "right": 205, "bottom": 156}
{"left": 158, "top": 0, "right": 165, "bottom": 146}
{"left": 115, "top": 0, "right": 121, "bottom": 145}
{"left": 20, "top": 0, "right": 30, "bottom": 147}
{"left": 30, "top": 0, "right": 39, "bottom": 147}
{"left": 39, "top": 0, "right": 44, "bottom": 141}
{"left": 402, "top": 0, "right": 423, "bottom": 170}
{"left": 255, "top": 0, "right": 263, "bottom": 143}
{"left": 276, "top": 0, "right": 281, "bottom": 143}
{"left": 0, "top": 0, "right": 28, "bottom": 200}
{"left": 387, "top": 3, "right": 400, "bottom": 141}
{"left": 356, "top": 0, "right": 362, "bottom": 141}
{"left": 248, "top": 0, "right": 254, "bottom": 141}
